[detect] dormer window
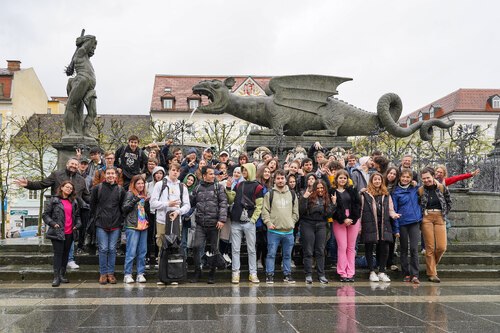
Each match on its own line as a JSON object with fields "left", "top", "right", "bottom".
{"left": 406, "top": 117, "right": 412, "bottom": 126}
{"left": 162, "top": 98, "right": 174, "bottom": 110}
{"left": 188, "top": 98, "right": 200, "bottom": 110}
{"left": 429, "top": 107, "right": 435, "bottom": 118}
{"left": 492, "top": 95, "right": 500, "bottom": 109}
{"left": 418, "top": 112, "right": 423, "bottom": 121}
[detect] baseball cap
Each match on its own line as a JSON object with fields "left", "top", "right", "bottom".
{"left": 204, "top": 147, "right": 213, "bottom": 153}
{"left": 219, "top": 151, "right": 229, "bottom": 157}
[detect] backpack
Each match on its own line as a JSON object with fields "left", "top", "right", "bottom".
{"left": 418, "top": 183, "right": 444, "bottom": 197}
{"left": 268, "top": 189, "right": 296, "bottom": 209}
{"left": 158, "top": 178, "right": 185, "bottom": 206}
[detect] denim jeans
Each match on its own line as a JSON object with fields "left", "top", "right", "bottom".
{"left": 96, "top": 227, "right": 121, "bottom": 274}
{"left": 231, "top": 221, "right": 257, "bottom": 275}
{"left": 266, "top": 231, "right": 294, "bottom": 276}
{"left": 68, "top": 241, "right": 75, "bottom": 262}
{"left": 124, "top": 228, "right": 148, "bottom": 275}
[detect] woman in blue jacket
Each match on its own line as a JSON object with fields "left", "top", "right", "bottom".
{"left": 391, "top": 168, "right": 422, "bottom": 284}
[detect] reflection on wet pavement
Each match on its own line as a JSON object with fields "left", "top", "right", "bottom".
{"left": 0, "top": 281, "right": 499, "bottom": 332}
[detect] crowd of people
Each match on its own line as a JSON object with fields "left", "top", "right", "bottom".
{"left": 16, "top": 135, "right": 481, "bottom": 287}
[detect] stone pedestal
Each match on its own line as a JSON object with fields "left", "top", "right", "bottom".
{"left": 245, "top": 133, "right": 352, "bottom": 159}
{"left": 53, "top": 136, "right": 98, "bottom": 170}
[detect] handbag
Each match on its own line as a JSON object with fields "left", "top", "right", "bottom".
{"left": 45, "top": 226, "right": 62, "bottom": 240}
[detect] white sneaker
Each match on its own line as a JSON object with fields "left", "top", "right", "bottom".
{"left": 421, "top": 249, "right": 426, "bottom": 255}
{"left": 136, "top": 274, "right": 146, "bottom": 283}
{"left": 232, "top": 272, "right": 240, "bottom": 284}
{"left": 378, "top": 272, "right": 391, "bottom": 282}
{"left": 123, "top": 275, "right": 134, "bottom": 284}
{"left": 67, "top": 261, "right": 79, "bottom": 269}
{"left": 369, "top": 271, "right": 379, "bottom": 282}
{"left": 249, "top": 274, "right": 260, "bottom": 283}
{"left": 257, "top": 262, "right": 264, "bottom": 270}
{"left": 171, "top": 282, "right": 179, "bottom": 285}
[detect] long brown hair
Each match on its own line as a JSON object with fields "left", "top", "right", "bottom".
{"left": 129, "top": 175, "right": 146, "bottom": 197}
{"left": 56, "top": 180, "right": 76, "bottom": 201}
{"left": 308, "top": 179, "right": 330, "bottom": 210}
{"left": 256, "top": 166, "right": 273, "bottom": 189}
{"left": 334, "top": 169, "right": 351, "bottom": 189}
{"left": 366, "top": 172, "right": 389, "bottom": 196}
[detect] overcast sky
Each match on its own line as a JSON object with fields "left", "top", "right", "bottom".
{"left": 2, "top": 0, "right": 499, "bottom": 117}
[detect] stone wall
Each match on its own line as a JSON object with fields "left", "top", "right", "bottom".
{"left": 448, "top": 189, "right": 500, "bottom": 242}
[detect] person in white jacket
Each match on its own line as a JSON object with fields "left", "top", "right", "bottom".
{"left": 149, "top": 162, "right": 190, "bottom": 254}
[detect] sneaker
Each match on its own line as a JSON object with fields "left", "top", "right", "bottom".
{"left": 231, "top": 272, "right": 240, "bottom": 284}
{"left": 283, "top": 275, "right": 296, "bottom": 284}
{"left": 67, "top": 261, "right": 79, "bottom": 269}
{"left": 411, "top": 276, "right": 420, "bottom": 284}
{"left": 136, "top": 274, "right": 147, "bottom": 283}
{"left": 378, "top": 272, "right": 391, "bottom": 282}
{"left": 428, "top": 276, "right": 441, "bottom": 283}
{"left": 403, "top": 275, "right": 411, "bottom": 282}
{"left": 421, "top": 249, "right": 426, "bottom": 255}
{"left": 290, "top": 261, "right": 296, "bottom": 268}
{"left": 170, "top": 281, "right": 179, "bottom": 285}
{"left": 123, "top": 275, "right": 134, "bottom": 284}
{"left": 390, "top": 265, "right": 399, "bottom": 271}
{"left": 156, "top": 281, "right": 166, "bottom": 285}
{"left": 257, "top": 262, "right": 264, "bottom": 270}
{"left": 305, "top": 275, "right": 313, "bottom": 284}
{"left": 369, "top": 271, "right": 379, "bottom": 282}
{"left": 318, "top": 276, "right": 329, "bottom": 284}
{"left": 266, "top": 274, "right": 274, "bottom": 284}
{"left": 340, "top": 277, "right": 348, "bottom": 283}
{"left": 249, "top": 274, "right": 260, "bottom": 283}
{"left": 346, "top": 277, "right": 355, "bottom": 282}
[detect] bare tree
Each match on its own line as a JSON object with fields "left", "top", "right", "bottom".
{"left": 11, "top": 115, "right": 63, "bottom": 236}
{"left": 195, "top": 120, "right": 249, "bottom": 154}
{"left": 0, "top": 119, "right": 19, "bottom": 239}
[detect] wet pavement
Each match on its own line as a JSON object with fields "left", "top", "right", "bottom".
{"left": 1, "top": 280, "right": 500, "bottom": 332}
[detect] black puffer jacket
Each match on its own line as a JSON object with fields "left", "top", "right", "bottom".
{"left": 43, "top": 196, "right": 81, "bottom": 241}
{"left": 122, "top": 192, "right": 148, "bottom": 229}
{"left": 90, "top": 182, "right": 126, "bottom": 230}
{"left": 360, "top": 192, "right": 394, "bottom": 243}
{"left": 190, "top": 181, "right": 228, "bottom": 227}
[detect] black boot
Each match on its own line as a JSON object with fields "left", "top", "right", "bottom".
{"left": 52, "top": 272, "right": 61, "bottom": 287}
{"left": 207, "top": 269, "right": 215, "bottom": 284}
{"left": 190, "top": 269, "right": 201, "bottom": 283}
{"left": 59, "top": 268, "right": 69, "bottom": 283}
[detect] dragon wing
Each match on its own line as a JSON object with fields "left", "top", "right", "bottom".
{"left": 268, "top": 75, "right": 352, "bottom": 114}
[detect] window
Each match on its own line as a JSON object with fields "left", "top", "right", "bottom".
{"left": 188, "top": 99, "right": 199, "bottom": 110}
{"left": 406, "top": 118, "right": 412, "bottom": 126}
{"left": 162, "top": 98, "right": 174, "bottom": 110}
{"left": 418, "top": 112, "right": 423, "bottom": 121}
{"left": 47, "top": 108, "right": 52, "bottom": 114}
{"left": 492, "top": 96, "right": 500, "bottom": 108}
{"left": 429, "top": 107, "right": 435, "bottom": 119}
{"left": 28, "top": 190, "right": 38, "bottom": 200}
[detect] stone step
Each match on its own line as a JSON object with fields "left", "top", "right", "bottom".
{"left": 1, "top": 263, "right": 498, "bottom": 282}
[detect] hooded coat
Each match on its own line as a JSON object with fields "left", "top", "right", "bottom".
{"left": 228, "top": 163, "right": 264, "bottom": 223}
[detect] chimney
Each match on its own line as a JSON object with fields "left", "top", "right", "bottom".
{"left": 7, "top": 60, "right": 21, "bottom": 72}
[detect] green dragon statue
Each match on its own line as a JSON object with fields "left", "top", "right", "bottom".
{"left": 192, "top": 75, "right": 454, "bottom": 140}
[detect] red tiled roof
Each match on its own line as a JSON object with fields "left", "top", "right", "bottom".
{"left": 150, "top": 75, "right": 271, "bottom": 112}
{"left": 401, "top": 89, "right": 500, "bottom": 122}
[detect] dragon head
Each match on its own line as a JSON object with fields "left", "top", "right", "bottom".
{"left": 192, "top": 77, "right": 235, "bottom": 114}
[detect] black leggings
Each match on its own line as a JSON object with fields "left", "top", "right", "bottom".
{"left": 365, "top": 241, "right": 390, "bottom": 273}
{"left": 52, "top": 234, "right": 73, "bottom": 273}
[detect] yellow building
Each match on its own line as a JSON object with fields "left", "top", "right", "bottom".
{"left": 0, "top": 60, "right": 63, "bottom": 128}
